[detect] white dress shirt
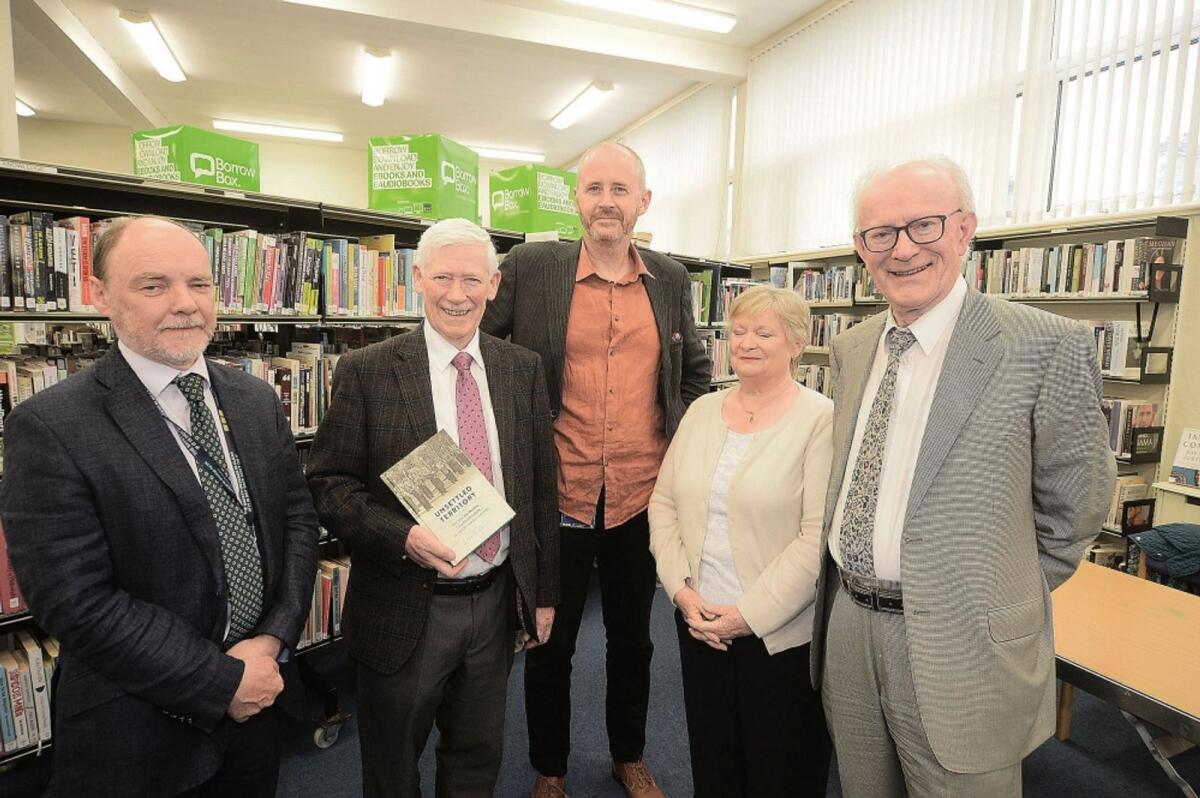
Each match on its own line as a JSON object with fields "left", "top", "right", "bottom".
{"left": 830, "top": 276, "right": 967, "bottom": 582}
{"left": 423, "top": 321, "right": 509, "bottom": 577}
{"left": 120, "top": 341, "right": 238, "bottom": 489}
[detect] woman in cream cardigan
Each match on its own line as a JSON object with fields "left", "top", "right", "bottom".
{"left": 648, "top": 285, "right": 832, "bottom": 797}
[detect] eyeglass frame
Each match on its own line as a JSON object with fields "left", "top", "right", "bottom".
{"left": 856, "top": 208, "right": 965, "bottom": 253}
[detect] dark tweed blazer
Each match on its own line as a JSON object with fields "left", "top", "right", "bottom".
{"left": 810, "top": 288, "right": 1115, "bottom": 773}
{"left": 0, "top": 348, "right": 319, "bottom": 797}
{"left": 480, "top": 239, "right": 711, "bottom": 439}
{"left": 305, "top": 326, "right": 559, "bottom": 675}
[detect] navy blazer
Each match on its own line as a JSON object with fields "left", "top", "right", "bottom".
{"left": 0, "top": 348, "right": 319, "bottom": 797}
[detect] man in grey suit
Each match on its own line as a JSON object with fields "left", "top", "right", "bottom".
{"left": 810, "top": 159, "right": 1116, "bottom": 797}
{"left": 482, "top": 141, "right": 709, "bottom": 798}
{"left": 0, "top": 216, "right": 319, "bottom": 796}
{"left": 307, "top": 218, "right": 559, "bottom": 797}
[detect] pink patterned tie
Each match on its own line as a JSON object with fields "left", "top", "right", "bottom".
{"left": 453, "top": 351, "right": 501, "bottom": 563}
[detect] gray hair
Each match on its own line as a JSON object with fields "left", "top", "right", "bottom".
{"left": 577, "top": 141, "right": 647, "bottom": 192}
{"left": 851, "top": 157, "right": 976, "bottom": 231}
{"left": 91, "top": 215, "right": 201, "bottom": 280}
{"left": 414, "top": 217, "right": 499, "bottom": 274}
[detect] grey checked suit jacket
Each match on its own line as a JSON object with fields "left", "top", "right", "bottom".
{"left": 305, "top": 327, "right": 559, "bottom": 675}
{"left": 0, "top": 348, "right": 319, "bottom": 797}
{"left": 480, "top": 240, "right": 711, "bottom": 439}
{"left": 810, "top": 288, "right": 1116, "bottom": 773}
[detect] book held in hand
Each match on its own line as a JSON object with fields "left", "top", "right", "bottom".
{"left": 1169, "top": 427, "right": 1200, "bottom": 488}
{"left": 381, "top": 430, "right": 514, "bottom": 565}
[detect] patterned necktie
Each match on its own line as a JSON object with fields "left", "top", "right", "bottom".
{"left": 838, "top": 326, "right": 918, "bottom": 576}
{"left": 452, "top": 352, "right": 501, "bottom": 563}
{"left": 174, "top": 373, "right": 263, "bottom": 642}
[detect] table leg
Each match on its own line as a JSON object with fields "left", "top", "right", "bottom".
{"left": 1056, "top": 681, "right": 1074, "bottom": 742}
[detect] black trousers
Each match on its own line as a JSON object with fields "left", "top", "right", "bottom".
{"left": 524, "top": 504, "right": 658, "bottom": 776}
{"left": 675, "top": 611, "right": 831, "bottom": 798}
{"left": 176, "top": 707, "right": 284, "bottom": 798}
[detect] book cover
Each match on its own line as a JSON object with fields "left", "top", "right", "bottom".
{"left": 1169, "top": 427, "right": 1200, "bottom": 487}
{"left": 381, "top": 430, "right": 515, "bottom": 566}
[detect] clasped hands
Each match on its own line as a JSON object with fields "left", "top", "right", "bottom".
{"left": 674, "top": 586, "right": 752, "bottom": 652}
{"left": 226, "top": 634, "right": 283, "bottom": 722}
{"left": 406, "top": 525, "right": 555, "bottom": 650}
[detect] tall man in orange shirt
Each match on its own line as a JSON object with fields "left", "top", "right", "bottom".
{"left": 483, "top": 141, "right": 710, "bottom": 798}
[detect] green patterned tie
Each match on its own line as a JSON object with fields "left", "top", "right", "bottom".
{"left": 174, "top": 373, "right": 263, "bottom": 642}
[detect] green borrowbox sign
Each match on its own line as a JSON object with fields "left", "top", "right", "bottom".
{"left": 368, "top": 135, "right": 479, "bottom": 221}
{"left": 489, "top": 165, "right": 581, "bottom": 239}
{"left": 132, "top": 125, "right": 260, "bottom": 192}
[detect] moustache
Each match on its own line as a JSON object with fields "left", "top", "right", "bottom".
{"left": 157, "top": 316, "right": 208, "bottom": 331}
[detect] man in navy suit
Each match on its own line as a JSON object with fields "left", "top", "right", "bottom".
{"left": 0, "top": 216, "right": 319, "bottom": 797}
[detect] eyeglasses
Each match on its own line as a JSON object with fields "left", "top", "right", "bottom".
{"left": 857, "top": 209, "right": 964, "bottom": 253}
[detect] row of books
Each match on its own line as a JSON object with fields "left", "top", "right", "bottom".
{"left": 209, "top": 342, "right": 342, "bottom": 435}
{"left": 700, "top": 331, "right": 733, "bottom": 380}
{"left": 296, "top": 557, "right": 351, "bottom": 650}
{"left": 688, "top": 272, "right": 713, "bottom": 325}
{"left": 1, "top": 213, "right": 103, "bottom": 313}
{"left": 322, "top": 236, "right": 423, "bottom": 318}
{"left": 964, "top": 236, "right": 1175, "bottom": 297}
{"left": 0, "top": 523, "right": 27, "bottom": 618}
{"left": 0, "top": 211, "right": 430, "bottom": 320}
{"left": 1084, "top": 319, "right": 1145, "bottom": 379}
{"left": 1107, "top": 474, "right": 1150, "bottom": 529}
{"left": 714, "top": 279, "right": 758, "bottom": 324}
{"left": 1101, "top": 399, "right": 1161, "bottom": 458}
{"left": 790, "top": 264, "right": 856, "bottom": 303}
{"left": 809, "top": 313, "right": 862, "bottom": 348}
{"left": 0, "top": 630, "right": 55, "bottom": 756}
{"left": 796, "top": 364, "right": 831, "bottom": 397}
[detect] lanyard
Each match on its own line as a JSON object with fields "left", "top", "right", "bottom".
{"left": 151, "top": 389, "right": 254, "bottom": 525}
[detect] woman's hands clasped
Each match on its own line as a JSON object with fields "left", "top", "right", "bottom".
{"left": 673, "top": 585, "right": 753, "bottom": 652}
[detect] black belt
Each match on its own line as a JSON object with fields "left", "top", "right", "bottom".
{"left": 838, "top": 569, "right": 904, "bottom": 614}
{"left": 434, "top": 562, "right": 506, "bottom": 596}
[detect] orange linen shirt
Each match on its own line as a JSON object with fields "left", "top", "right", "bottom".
{"left": 555, "top": 244, "right": 668, "bottom": 529}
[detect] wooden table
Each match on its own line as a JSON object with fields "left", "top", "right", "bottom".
{"left": 1053, "top": 562, "right": 1200, "bottom": 795}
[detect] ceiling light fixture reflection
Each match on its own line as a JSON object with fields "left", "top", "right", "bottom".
{"left": 561, "top": 0, "right": 736, "bottom": 33}
{"left": 550, "top": 81, "right": 614, "bottom": 130}
{"left": 212, "top": 119, "right": 344, "bottom": 143}
{"left": 469, "top": 146, "right": 546, "bottom": 163}
{"left": 15, "top": 99, "right": 35, "bottom": 117}
{"left": 119, "top": 10, "right": 187, "bottom": 82}
{"left": 361, "top": 48, "right": 392, "bottom": 107}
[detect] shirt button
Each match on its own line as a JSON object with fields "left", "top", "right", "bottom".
{"left": 609, "top": 350, "right": 615, "bottom": 357}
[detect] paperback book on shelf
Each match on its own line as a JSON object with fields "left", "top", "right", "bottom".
{"left": 381, "top": 430, "right": 513, "bottom": 566}
{"left": 1169, "top": 427, "right": 1200, "bottom": 487}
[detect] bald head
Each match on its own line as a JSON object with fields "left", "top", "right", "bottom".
{"left": 577, "top": 142, "right": 646, "bottom": 193}
{"left": 852, "top": 158, "right": 976, "bottom": 232}
{"left": 93, "top": 216, "right": 206, "bottom": 281}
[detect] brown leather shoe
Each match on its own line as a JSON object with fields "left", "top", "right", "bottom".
{"left": 532, "top": 774, "right": 569, "bottom": 798}
{"left": 612, "top": 759, "right": 666, "bottom": 798}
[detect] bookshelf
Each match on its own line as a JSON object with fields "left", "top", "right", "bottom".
{"left": 674, "top": 254, "right": 753, "bottom": 386}
{"left": 0, "top": 158, "right": 531, "bottom": 766}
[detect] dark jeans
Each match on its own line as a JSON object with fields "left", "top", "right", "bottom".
{"left": 676, "top": 611, "right": 831, "bottom": 797}
{"left": 524, "top": 505, "right": 658, "bottom": 776}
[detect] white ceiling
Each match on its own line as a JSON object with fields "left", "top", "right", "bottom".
{"left": 11, "top": 0, "right": 824, "bottom": 166}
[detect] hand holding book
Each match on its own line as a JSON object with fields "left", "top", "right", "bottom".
{"left": 404, "top": 525, "right": 468, "bottom": 578}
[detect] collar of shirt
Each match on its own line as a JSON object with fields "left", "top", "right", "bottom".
{"left": 423, "top": 319, "right": 484, "bottom": 374}
{"left": 119, "top": 340, "right": 211, "bottom": 400}
{"left": 576, "top": 241, "right": 654, "bottom": 284}
{"left": 884, "top": 275, "right": 968, "bottom": 356}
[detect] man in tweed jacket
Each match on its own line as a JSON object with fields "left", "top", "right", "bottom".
{"left": 811, "top": 159, "right": 1115, "bottom": 797}
{"left": 307, "top": 219, "right": 559, "bottom": 797}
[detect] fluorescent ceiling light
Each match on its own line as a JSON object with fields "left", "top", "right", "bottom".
{"left": 361, "top": 48, "right": 392, "bottom": 107}
{"left": 212, "top": 119, "right": 344, "bottom": 143}
{"left": 15, "top": 99, "right": 35, "bottom": 117}
{"left": 561, "top": 0, "right": 736, "bottom": 33}
{"left": 119, "top": 10, "right": 186, "bottom": 82}
{"left": 551, "top": 81, "right": 614, "bottom": 130}
{"left": 470, "top": 146, "right": 546, "bottom": 163}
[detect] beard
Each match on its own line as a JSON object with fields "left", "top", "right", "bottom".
{"left": 112, "top": 310, "right": 214, "bottom": 369}
{"left": 584, "top": 212, "right": 631, "bottom": 243}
